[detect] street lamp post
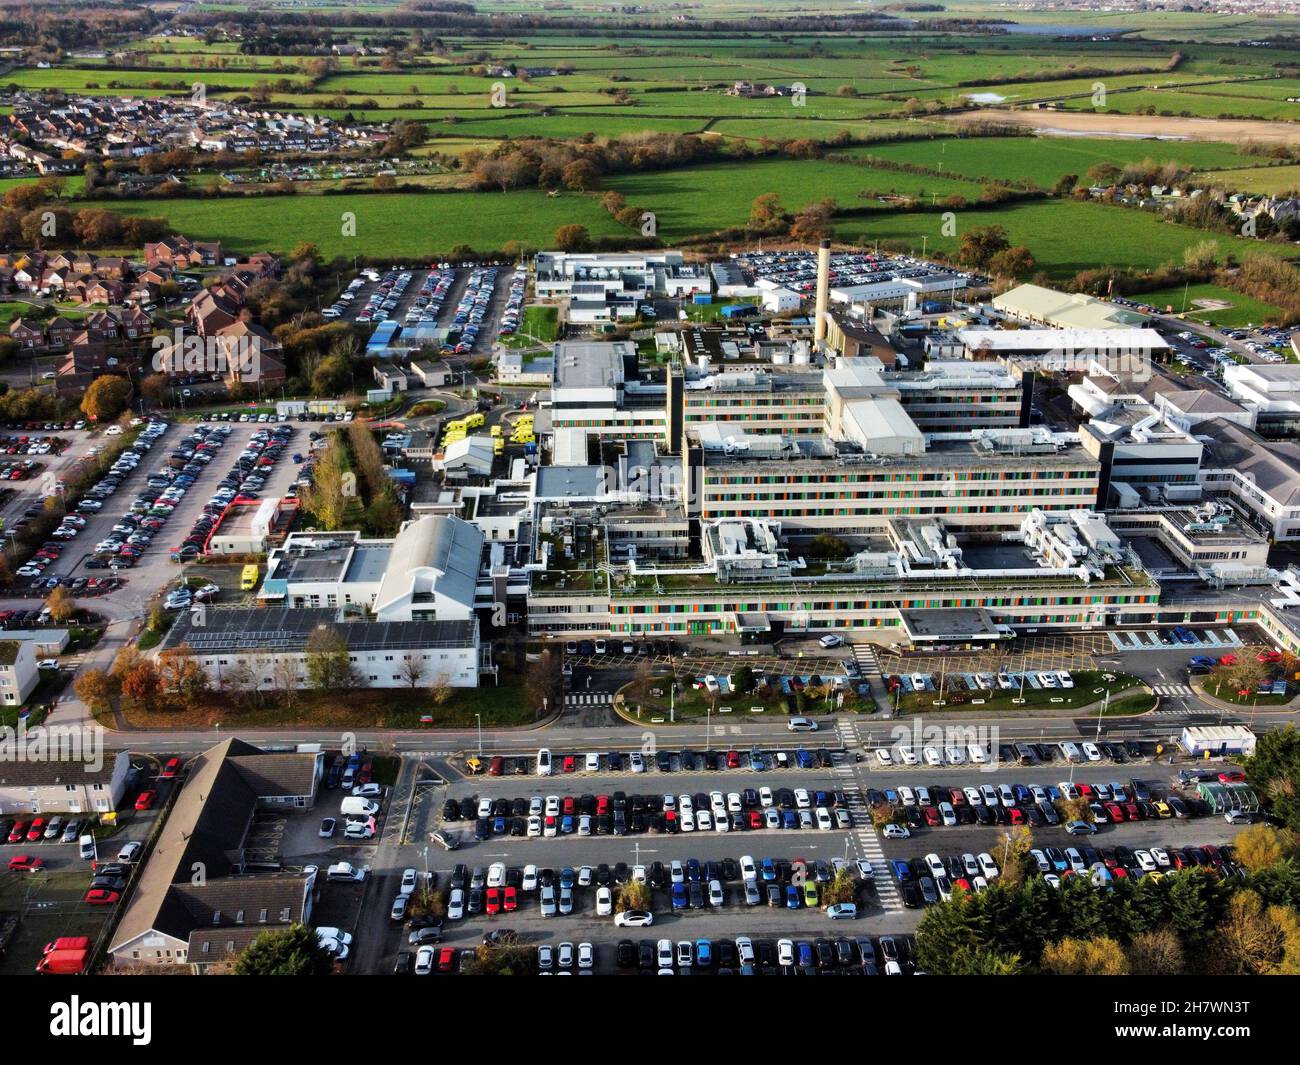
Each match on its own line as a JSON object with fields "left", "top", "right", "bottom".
{"left": 475, "top": 713, "right": 482, "bottom": 757}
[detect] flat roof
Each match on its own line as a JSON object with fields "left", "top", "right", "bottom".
{"left": 899, "top": 608, "right": 1001, "bottom": 641}
{"left": 343, "top": 543, "right": 391, "bottom": 584}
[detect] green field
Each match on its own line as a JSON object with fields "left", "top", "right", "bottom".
{"left": 1196, "top": 163, "right": 1300, "bottom": 197}
{"left": 837, "top": 199, "right": 1292, "bottom": 279}
{"left": 1139, "top": 282, "right": 1289, "bottom": 327}
{"left": 853, "top": 136, "right": 1253, "bottom": 189}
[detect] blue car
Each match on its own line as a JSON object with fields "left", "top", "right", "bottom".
{"left": 890, "top": 859, "right": 913, "bottom": 883}
{"left": 785, "top": 885, "right": 802, "bottom": 909}
{"left": 795, "top": 749, "right": 815, "bottom": 770}
{"left": 559, "top": 867, "right": 575, "bottom": 888}
{"left": 760, "top": 858, "right": 777, "bottom": 882}
{"left": 748, "top": 750, "right": 765, "bottom": 772}
{"left": 492, "top": 816, "right": 507, "bottom": 835}
{"left": 1013, "top": 784, "right": 1031, "bottom": 805}
{"left": 1173, "top": 626, "right": 1195, "bottom": 645}
{"left": 797, "top": 942, "right": 814, "bottom": 967}
{"left": 560, "top": 815, "right": 574, "bottom": 835}
{"left": 781, "top": 809, "right": 797, "bottom": 830}
{"left": 672, "top": 883, "right": 688, "bottom": 910}
{"left": 695, "top": 939, "right": 712, "bottom": 966}
{"left": 686, "top": 858, "right": 702, "bottom": 883}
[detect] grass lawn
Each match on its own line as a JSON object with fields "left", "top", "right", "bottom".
{"left": 891, "top": 670, "right": 1145, "bottom": 714}
{"left": 120, "top": 680, "right": 544, "bottom": 729}
{"left": 620, "top": 671, "right": 872, "bottom": 724}
{"left": 501, "top": 304, "right": 559, "bottom": 348}
{"left": 1139, "top": 282, "right": 1290, "bottom": 327}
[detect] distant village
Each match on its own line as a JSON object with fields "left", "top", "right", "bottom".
{"left": 0, "top": 93, "right": 389, "bottom": 177}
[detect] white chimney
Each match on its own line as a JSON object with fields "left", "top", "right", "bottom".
{"left": 813, "top": 239, "right": 831, "bottom": 347}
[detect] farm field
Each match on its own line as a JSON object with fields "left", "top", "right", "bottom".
{"left": 603, "top": 158, "right": 986, "bottom": 241}
{"left": 846, "top": 136, "right": 1254, "bottom": 189}
{"left": 836, "top": 199, "right": 1293, "bottom": 280}
{"left": 1062, "top": 88, "right": 1300, "bottom": 122}
{"left": 64, "top": 188, "right": 625, "bottom": 259}
{"left": 1195, "top": 163, "right": 1300, "bottom": 197}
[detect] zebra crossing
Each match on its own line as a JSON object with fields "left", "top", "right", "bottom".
{"left": 1152, "top": 683, "right": 1194, "bottom": 698}
{"left": 564, "top": 691, "right": 613, "bottom": 707}
{"left": 841, "top": 783, "right": 903, "bottom": 912}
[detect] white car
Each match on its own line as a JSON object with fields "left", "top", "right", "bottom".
{"left": 695, "top": 809, "right": 713, "bottom": 831}
{"left": 980, "top": 784, "right": 999, "bottom": 807}
{"left": 708, "top": 879, "right": 725, "bottom": 907}
{"left": 875, "top": 748, "right": 893, "bottom": 766}
{"left": 925, "top": 853, "right": 946, "bottom": 879}
{"left": 522, "top": 865, "right": 538, "bottom": 891}
{"left": 447, "top": 890, "right": 465, "bottom": 919}
{"left": 527, "top": 815, "right": 542, "bottom": 837}
{"left": 414, "top": 945, "right": 436, "bottom": 974}
{"left": 739, "top": 854, "right": 757, "bottom": 880}
{"left": 922, "top": 746, "right": 942, "bottom": 767}
{"left": 815, "top": 807, "right": 833, "bottom": 830}
{"left": 758, "top": 787, "right": 774, "bottom": 808}
{"left": 584, "top": 753, "right": 600, "bottom": 772}
{"left": 977, "top": 852, "right": 999, "bottom": 879}
{"left": 897, "top": 747, "right": 919, "bottom": 766}
{"left": 883, "top": 824, "right": 910, "bottom": 839}
{"left": 352, "top": 783, "right": 383, "bottom": 798}
{"left": 544, "top": 795, "right": 560, "bottom": 817}
{"left": 578, "top": 942, "right": 594, "bottom": 970}
{"left": 1082, "top": 742, "right": 1102, "bottom": 762}
{"left": 1150, "top": 847, "right": 1171, "bottom": 868}
{"left": 596, "top": 885, "right": 613, "bottom": 916}
{"left": 486, "top": 863, "right": 505, "bottom": 888}
{"left": 818, "top": 634, "right": 843, "bottom": 648}
{"left": 794, "top": 788, "right": 811, "bottom": 809}
{"left": 615, "top": 910, "right": 654, "bottom": 927}
{"left": 400, "top": 868, "right": 420, "bottom": 894}
{"left": 1134, "top": 849, "right": 1158, "bottom": 872}
{"left": 37, "top": 658, "right": 59, "bottom": 672}
{"left": 967, "top": 744, "right": 988, "bottom": 764}
{"left": 897, "top": 786, "right": 915, "bottom": 807}
{"left": 777, "top": 938, "right": 795, "bottom": 966}
{"left": 963, "top": 786, "right": 982, "bottom": 807}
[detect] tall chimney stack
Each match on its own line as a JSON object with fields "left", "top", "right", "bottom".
{"left": 813, "top": 238, "right": 831, "bottom": 347}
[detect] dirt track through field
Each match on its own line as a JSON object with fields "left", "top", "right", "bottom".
{"left": 950, "top": 108, "right": 1300, "bottom": 145}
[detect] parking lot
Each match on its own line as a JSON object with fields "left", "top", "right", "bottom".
{"left": 330, "top": 264, "right": 519, "bottom": 358}
{"left": 0, "top": 754, "right": 167, "bottom": 975}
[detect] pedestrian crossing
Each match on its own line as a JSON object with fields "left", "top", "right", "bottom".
{"left": 1152, "top": 684, "right": 1193, "bottom": 698}
{"left": 841, "top": 783, "right": 903, "bottom": 912}
{"left": 564, "top": 692, "right": 612, "bottom": 707}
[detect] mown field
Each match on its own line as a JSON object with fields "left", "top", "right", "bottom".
{"left": 1195, "top": 163, "right": 1300, "bottom": 196}
{"left": 849, "top": 135, "right": 1255, "bottom": 189}
{"left": 1138, "top": 282, "right": 1289, "bottom": 327}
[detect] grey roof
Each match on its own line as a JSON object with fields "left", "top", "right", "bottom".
{"left": 536, "top": 465, "right": 607, "bottom": 499}
{"left": 553, "top": 340, "right": 633, "bottom": 391}
{"left": 1199, "top": 418, "right": 1300, "bottom": 505}
{"left": 159, "top": 606, "right": 478, "bottom": 654}
{"left": 0, "top": 751, "right": 124, "bottom": 787}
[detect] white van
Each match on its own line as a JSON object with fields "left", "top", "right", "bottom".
{"left": 340, "top": 796, "right": 380, "bottom": 818}
{"left": 536, "top": 748, "right": 552, "bottom": 777}
{"left": 78, "top": 834, "right": 96, "bottom": 861}
{"left": 1058, "top": 741, "right": 1082, "bottom": 763}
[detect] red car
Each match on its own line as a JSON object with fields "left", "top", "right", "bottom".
{"left": 1104, "top": 803, "right": 1125, "bottom": 822}
{"left": 1077, "top": 784, "right": 1094, "bottom": 798}
{"left": 1218, "top": 771, "right": 1245, "bottom": 784}
{"left": 26, "top": 818, "right": 46, "bottom": 842}
{"left": 7, "top": 821, "right": 27, "bottom": 844}
{"left": 726, "top": 750, "right": 740, "bottom": 769}
{"left": 7, "top": 855, "right": 43, "bottom": 873}
{"left": 923, "top": 805, "right": 942, "bottom": 827}
{"left": 1008, "top": 807, "right": 1024, "bottom": 825}
{"left": 485, "top": 887, "right": 501, "bottom": 915}
{"left": 747, "top": 810, "right": 763, "bottom": 829}
{"left": 1124, "top": 803, "right": 1141, "bottom": 821}
{"left": 1258, "top": 650, "right": 1282, "bottom": 664}
{"left": 488, "top": 757, "right": 504, "bottom": 777}
{"left": 503, "top": 886, "right": 518, "bottom": 912}
{"left": 562, "top": 755, "right": 576, "bottom": 773}
{"left": 948, "top": 788, "right": 965, "bottom": 806}
{"left": 437, "top": 947, "right": 457, "bottom": 973}
{"left": 134, "top": 790, "right": 157, "bottom": 811}
{"left": 596, "top": 795, "right": 609, "bottom": 816}
{"left": 83, "top": 888, "right": 120, "bottom": 905}
{"left": 159, "top": 757, "right": 181, "bottom": 779}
